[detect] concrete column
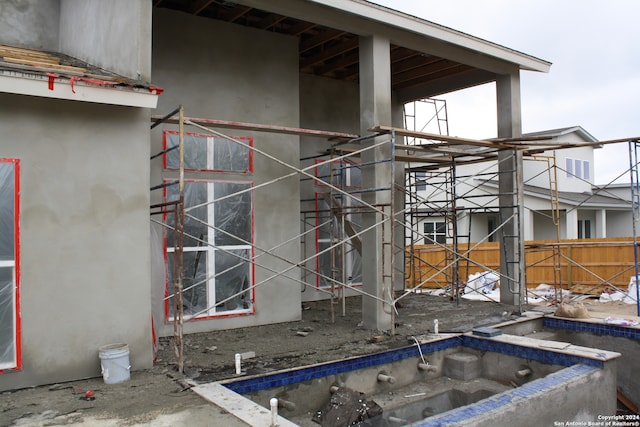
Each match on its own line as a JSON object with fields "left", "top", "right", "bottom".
{"left": 496, "top": 71, "right": 525, "bottom": 307}
{"left": 596, "top": 209, "right": 607, "bottom": 238}
{"left": 565, "top": 209, "right": 578, "bottom": 239}
{"left": 359, "top": 35, "right": 393, "bottom": 331}
{"left": 523, "top": 207, "right": 534, "bottom": 241}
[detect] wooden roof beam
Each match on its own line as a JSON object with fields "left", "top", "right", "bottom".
{"left": 300, "top": 28, "right": 347, "bottom": 54}
{"left": 257, "top": 13, "right": 287, "bottom": 30}
{"left": 190, "top": 0, "right": 216, "bottom": 15}
{"left": 300, "top": 37, "right": 358, "bottom": 69}
{"left": 222, "top": 5, "right": 252, "bottom": 23}
{"left": 393, "top": 64, "right": 475, "bottom": 91}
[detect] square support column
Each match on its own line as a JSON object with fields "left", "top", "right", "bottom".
{"left": 359, "top": 35, "right": 393, "bottom": 331}
{"left": 565, "top": 208, "right": 578, "bottom": 239}
{"left": 596, "top": 209, "right": 607, "bottom": 238}
{"left": 496, "top": 72, "right": 525, "bottom": 308}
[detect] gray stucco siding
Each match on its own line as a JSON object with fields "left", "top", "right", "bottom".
{"left": 151, "top": 9, "right": 302, "bottom": 335}
{"left": 0, "top": 93, "right": 153, "bottom": 391}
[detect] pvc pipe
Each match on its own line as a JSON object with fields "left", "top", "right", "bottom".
{"left": 418, "top": 363, "right": 437, "bottom": 372}
{"left": 516, "top": 368, "right": 532, "bottom": 378}
{"left": 434, "top": 319, "right": 439, "bottom": 334}
{"left": 329, "top": 385, "right": 340, "bottom": 393}
{"left": 235, "top": 353, "right": 242, "bottom": 375}
{"left": 270, "top": 398, "right": 278, "bottom": 427}
{"left": 377, "top": 373, "right": 396, "bottom": 384}
{"left": 277, "top": 399, "right": 296, "bottom": 411}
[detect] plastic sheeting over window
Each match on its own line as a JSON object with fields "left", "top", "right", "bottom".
{"left": 166, "top": 181, "right": 253, "bottom": 319}
{"left": 164, "top": 131, "right": 252, "bottom": 173}
{"left": 315, "top": 160, "right": 363, "bottom": 288}
{"left": 0, "top": 160, "right": 18, "bottom": 371}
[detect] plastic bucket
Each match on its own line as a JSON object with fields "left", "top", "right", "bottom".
{"left": 98, "top": 343, "right": 130, "bottom": 384}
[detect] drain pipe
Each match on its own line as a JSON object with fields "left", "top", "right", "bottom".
{"left": 270, "top": 398, "right": 279, "bottom": 427}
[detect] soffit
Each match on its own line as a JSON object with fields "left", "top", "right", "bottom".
{"left": 152, "top": 0, "right": 549, "bottom": 98}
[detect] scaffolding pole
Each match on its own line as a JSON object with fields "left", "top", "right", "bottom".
{"left": 629, "top": 140, "right": 640, "bottom": 316}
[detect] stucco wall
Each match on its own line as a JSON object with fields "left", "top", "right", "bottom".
{"left": 0, "top": 0, "right": 60, "bottom": 50}
{"left": 465, "top": 363, "right": 617, "bottom": 427}
{"left": 299, "top": 74, "right": 361, "bottom": 301}
{"left": 0, "top": 93, "right": 153, "bottom": 391}
{"left": 606, "top": 210, "right": 633, "bottom": 237}
{"left": 552, "top": 328, "right": 640, "bottom": 408}
{"left": 59, "top": 0, "right": 151, "bottom": 80}
{"left": 151, "top": 9, "right": 301, "bottom": 335}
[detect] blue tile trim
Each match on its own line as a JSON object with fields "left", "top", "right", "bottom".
{"left": 544, "top": 316, "right": 640, "bottom": 340}
{"left": 461, "top": 335, "right": 604, "bottom": 368}
{"left": 409, "top": 364, "right": 597, "bottom": 427}
{"left": 223, "top": 336, "right": 462, "bottom": 394}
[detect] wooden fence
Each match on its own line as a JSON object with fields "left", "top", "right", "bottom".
{"left": 406, "top": 237, "right": 637, "bottom": 293}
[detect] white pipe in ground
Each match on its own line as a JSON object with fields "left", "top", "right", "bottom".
{"left": 270, "top": 398, "right": 279, "bottom": 426}
{"left": 235, "top": 353, "right": 242, "bottom": 375}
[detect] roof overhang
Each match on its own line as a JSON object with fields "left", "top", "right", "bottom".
{"left": 0, "top": 71, "right": 160, "bottom": 108}
{"left": 310, "top": 0, "right": 551, "bottom": 73}
{"left": 154, "top": 0, "right": 551, "bottom": 101}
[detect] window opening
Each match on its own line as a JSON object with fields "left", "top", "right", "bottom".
{"left": 487, "top": 217, "right": 497, "bottom": 243}
{"left": 424, "top": 221, "right": 446, "bottom": 244}
{"left": 165, "top": 181, "right": 253, "bottom": 319}
{"left": 315, "top": 159, "right": 363, "bottom": 288}
{"left": 578, "top": 219, "right": 592, "bottom": 239}
{"left": 163, "top": 130, "right": 253, "bottom": 173}
{"left": 565, "top": 157, "right": 573, "bottom": 178}
{"left": 582, "top": 160, "right": 590, "bottom": 180}
{"left": 0, "top": 159, "right": 20, "bottom": 372}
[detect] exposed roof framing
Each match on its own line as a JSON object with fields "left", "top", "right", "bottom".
{"left": 153, "top": 0, "right": 548, "bottom": 97}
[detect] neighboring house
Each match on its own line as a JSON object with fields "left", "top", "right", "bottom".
{"left": 0, "top": 0, "right": 550, "bottom": 391}
{"left": 411, "top": 126, "right": 633, "bottom": 245}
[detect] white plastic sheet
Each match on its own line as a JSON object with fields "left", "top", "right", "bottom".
{"left": 599, "top": 276, "right": 638, "bottom": 304}
{"left": 0, "top": 162, "right": 15, "bottom": 368}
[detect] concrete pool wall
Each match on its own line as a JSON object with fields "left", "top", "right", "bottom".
{"left": 497, "top": 313, "right": 640, "bottom": 410}
{"left": 194, "top": 330, "right": 619, "bottom": 426}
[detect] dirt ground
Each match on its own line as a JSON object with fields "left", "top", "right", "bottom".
{"left": 1, "top": 294, "right": 637, "bottom": 427}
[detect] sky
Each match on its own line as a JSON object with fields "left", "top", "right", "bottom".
{"left": 370, "top": 0, "right": 640, "bottom": 184}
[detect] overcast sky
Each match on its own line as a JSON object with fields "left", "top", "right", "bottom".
{"left": 371, "top": 0, "right": 640, "bottom": 184}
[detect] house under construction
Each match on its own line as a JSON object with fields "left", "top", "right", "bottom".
{"left": 1, "top": 0, "right": 639, "bottom": 393}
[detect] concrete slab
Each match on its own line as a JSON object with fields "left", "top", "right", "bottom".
{"left": 192, "top": 382, "right": 298, "bottom": 427}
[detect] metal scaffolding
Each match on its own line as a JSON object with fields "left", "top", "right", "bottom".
{"left": 150, "top": 104, "right": 640, "bottom": 372}
{"left": 629, "top": 139, "right": 640, "bottom": 316}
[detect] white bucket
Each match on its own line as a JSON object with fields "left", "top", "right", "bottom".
{"left": 98, "top": 343, "right": 130, "bottom": 384}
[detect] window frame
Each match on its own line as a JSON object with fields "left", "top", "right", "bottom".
{"left": 162, "top": 130, "right": 254, "bottom": 174}
{"left": 578, "top": 219, "right": 592, "bottom": 239}
{"left": 565, "top": 157, "right": 590, "bottom": 181}
{"left": 0, "top": 158, "right": 21, "bottom": 373}
{"left": 164, "top": 179, "right": 255, "bottom": 320}
{"left": 423, "top": 221, "right": 446, "bottom": 244}
{"left": 313, "top": 158, "right": 363, "bottom": 289}
{"left": 161, "top": 129, "right": 255, "bottom": 321}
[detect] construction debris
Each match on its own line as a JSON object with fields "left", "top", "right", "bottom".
{"left": 313, "top": 386, "right": 382, "bottom": 427}
{"left": 553, "top": 302, "right": 590, "bottom": 319}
